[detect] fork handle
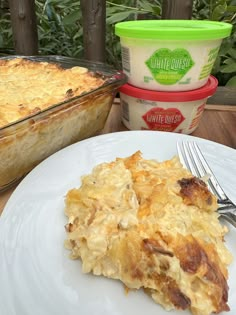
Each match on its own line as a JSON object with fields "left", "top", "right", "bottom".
{"left": 220, "top": 212, "right": 236, "bottom": 228}
{"left": 218, "top": 203, "right": 236, "bottom": 228}
{"left": 218, "top": 198, "right": 235, "bottom": 206}
{"left": 218, "top": 205, "right": 236, "bottom": 215}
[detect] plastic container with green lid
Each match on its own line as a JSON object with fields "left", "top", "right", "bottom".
{"left": 115, "top": 20, "right": 232, "bottom": 91}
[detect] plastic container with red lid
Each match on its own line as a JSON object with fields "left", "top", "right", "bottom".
{"left": 119, "top": 75, "right": 218, "bottom": 134}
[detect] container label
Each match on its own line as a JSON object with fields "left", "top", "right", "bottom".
{"left": 198, "top": 46, "right": 220, "bottom": 80}
{"left": 121, "top": 46, "right": 131, "bottom": 73}
{"left": 121, "top": 99, "right": 130, "bottom": 122}
{"left": 145, "top": 48, "right": 194, "bottom": 85}
{"left": 189, "top": 103, "right": 205, "bottom": 130}
{"left": 142, "top": 107, "right": 185, "bottom": 131}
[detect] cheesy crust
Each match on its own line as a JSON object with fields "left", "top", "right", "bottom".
{"left": 0, "top": 58, "right": 105, "bottom": 127}
{"left": 0, "top": 57, "right": 113, "bottom": 189}
{"left": 64, "top": 151, "right": 232, "bottom": 315}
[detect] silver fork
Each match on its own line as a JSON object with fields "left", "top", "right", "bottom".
{"left": 177, "top": 141, "right": 236, "bottom": 228}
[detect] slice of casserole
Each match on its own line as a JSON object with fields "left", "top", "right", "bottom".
{"left": 64, "top": 151, "right": 232, "bottom": 315}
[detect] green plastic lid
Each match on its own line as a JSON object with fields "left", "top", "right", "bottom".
{"left": 115, "top": 20, "right": 232, "bottom": 40}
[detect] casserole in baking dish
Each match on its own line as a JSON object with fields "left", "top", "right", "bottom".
{"left": 0, "top": 55, "right": 126, "bottom": 191}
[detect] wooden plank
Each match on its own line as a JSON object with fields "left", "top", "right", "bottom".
{"left": 81, "top": 0, "right": 106, "bottom": 62}
{"left": 161, "top": 0, "right": 193, "bottom": 19}
{"left": 8, "top": 0, "right": 38, "bottom": 55}
{"left": 193, "top": 109, "right": 236, "bottom": 149}
{"left": 205, "top": 104, "right": 236, "bottom": 111}
{"left": 207, "top": 86, "right": 236, "bottom": 106}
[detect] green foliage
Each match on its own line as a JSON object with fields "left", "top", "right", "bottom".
{"left": 193, "top": 0, "right": 236, "bottom": 86}
{"left": 0, "top": 0, "right": 235, "bottom": 85}
{"left": 105, "top": 0, "right": 161, "bottom": 68}
{"left": 35, "top": 0, "right": 84, "bottom": 57}
{"left": 0, "top": 2, "right": 12, "bottom": 51}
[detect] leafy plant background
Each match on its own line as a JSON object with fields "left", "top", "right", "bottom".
{"left": 0, "top": 0, "right": 235, "bottom": 86}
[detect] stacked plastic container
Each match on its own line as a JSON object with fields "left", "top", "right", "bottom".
{"left": 115, "top": 20, "right": 232, "bottom": 134}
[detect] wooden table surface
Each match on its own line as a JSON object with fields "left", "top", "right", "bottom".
{"left": 0, "top": 102, "right": 235, "bottom": 215}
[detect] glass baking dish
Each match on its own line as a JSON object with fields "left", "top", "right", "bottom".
{"left": 0, "top": 55, "right": 127, "bottom": 191}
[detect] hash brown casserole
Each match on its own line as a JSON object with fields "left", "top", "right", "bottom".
{"left": 64, "top": 151, "right": 232, "bottom": 315}
{"left": 0, "top": 57, "right": 118, "bottom": 190}
{"left": 0, "top": 57, "right": 105, "bottom": 127}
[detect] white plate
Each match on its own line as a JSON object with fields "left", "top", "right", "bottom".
{"left": 0, "top": 131, "right": 235, "bottom": 315}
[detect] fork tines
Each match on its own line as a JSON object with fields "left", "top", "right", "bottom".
{"left": 177, "top": 141, "right": 236, "bottom": 228}
{"left": 177, "top": 141, "right": 225, "bottom": 199}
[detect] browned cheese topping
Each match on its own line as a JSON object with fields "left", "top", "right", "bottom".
{"left": 0, "top": 58, "right": 105, "bottom": 127}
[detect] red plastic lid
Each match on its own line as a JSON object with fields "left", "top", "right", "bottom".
{"left": 119, "top": 76, "right": 218, "bottom": 102}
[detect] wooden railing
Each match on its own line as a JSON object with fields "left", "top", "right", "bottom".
{"left": 8, "top": 0, "right": 38, "bottom": 55}
{"left": 5, "top": 1, "right": 236, "bottom": 105}
{"left": 8, "top": 0, "right": 194, "bottom": 62}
